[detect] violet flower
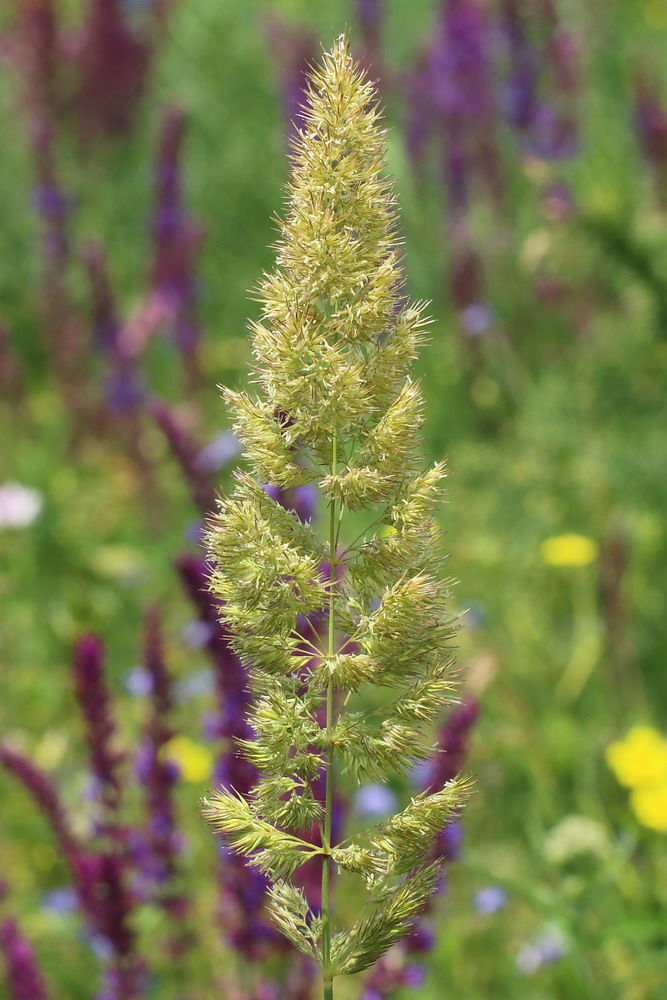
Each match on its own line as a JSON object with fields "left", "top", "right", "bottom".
{"left": 149, "top": 106, "right": 203, "bottom": 370}
{"left": 361, "top": 699, "right": 480, "bottom": 999}
{"left": 0, "top": 885, "right": 51, "bottom": 1000}
{"left": 131, "top": 606, "right": 191, "bottom": 951}
{"left": 72, "top": 852, "right": 145, "bottom": 1000}
{"left": 84, "top": 242, "right": 143, "bottom": 412}
{"left": 175, "top": 554, "right": 273, "bottom": 960}
{"left": 500, "top": 0, "right": 539, "bottom": 133}
{"left": 500, "top": 0, "right": 579, "bottom": 161}
{"left": 356, "top": 0, "right": 383, "bottom": 73}
{"left": 358, "top": 0, "right": 382, "bottom": 55}
{"left": 0, "top": 744, "right": 79, "bottom": 863}
{"left": 421, "top": 697, "right": 480, "bottom": 792}
{"left": 0, "top": 746, "right": 144, "bottom": 999}
{"left": 407, "top": 0, "right": 501, "bottom": 215}
{"left": 0, "top": 325, "right": 23, "bottom": 403}
{"left": 634, "top": 73, "right": 667, "bottom": 206}
{"left": 263, "top": 16, "right": 316, "bottom": 144}
{"left": 72, "top": 634, "right": 124, "bottom": 822}
{"left": 149, "top": 398, "right": 216, "bottom": 513}
{"left": 73, "top": 0, "right": 150, "bottom": 140}
{"left": 16, "top": 0, "right": 60, "bottom": 123}
{"left": 405, "top": 1, "right": 500, "bottom": 325}
{"left": 30, "top": 121, "right": 69, "bottom": 274}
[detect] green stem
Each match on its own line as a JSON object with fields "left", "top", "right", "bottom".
{"left": 321, "top": 433, "right": 338, "bottom": 1000}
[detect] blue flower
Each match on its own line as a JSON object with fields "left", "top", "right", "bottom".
{"left": 41, "top": 886, "right": 77, "bottom": 915}
{"left": 516, "top": 931, "right": 566, "bottom": 975}
{"left": 124, "top": 666, "right": 153, "bottom": 698}
{"left": 353, "top": 783, "right": 398, "bottom": 818}
{"left": 473, "top": 885, "right": 508, "bottom": 915}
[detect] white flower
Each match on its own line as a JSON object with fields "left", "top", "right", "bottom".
{"left": 0, "top": 482, "right": 43, "bottom": 528}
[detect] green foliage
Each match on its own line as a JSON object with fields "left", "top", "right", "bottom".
{"left": 203, "top": 37, "right": 468, "bottom": 986}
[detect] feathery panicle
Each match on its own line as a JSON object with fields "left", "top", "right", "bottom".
{"left": 204, "top": 36, "right": 471, "bottom": 994}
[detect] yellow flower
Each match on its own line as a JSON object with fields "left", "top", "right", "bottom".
{"left": 605, "top": 727, "right": 667, "bottom": 789}
{"left": 541, "top": 533, "right": 598, "bottom": 567}
{"left": 163, "top": 736, "right": 213, "bottom": 783}
{"left": 630, "top": 784, "right": 667, "bottom": 833}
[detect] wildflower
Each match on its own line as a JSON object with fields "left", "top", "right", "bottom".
{"left": 73, "top": 0, "right": 150, "bottom": 140}
{"left": 163, "top": 736, "right": 212, "bottom": 784}
{"left": 150, "top": 399, "right": 216, "bottom": 514}
{"left": 124, "top": 667, "right": 153, "bottom": 698}
{"left": 516, "top": 930, "right": 566, "bottom": 975}
{"left": 357, "top": 0, "right": 383, "bottom": 66}
{"left": 40, "top": 887, "right": 77, "bottom": 915}
{"left": 72, "top": 634, "right": 124, "bottom": 818}
{"left": 0, "top": 483, "right": 43, "bottom": 529}
{"left": 148, "top": 106, "right": 203, "bottom": 373}
{"left": 500, "top": 0, "right": 579, "bottom": 162}
{"left": 605, "top": 727, "right": 667, "bottom": 789}
{"left": 407, "top": 0, "right": 501, "bottom": 213}
{"left": 540, "top": 533, "right": 598, "bottom": 567}
{"left": 263, "top": 16, "right": 316, "bottom": 144}
{"left": 0, "top": 744, "right": 79, "bottom": 863}
{"left": 204, "top": 38, "right": 470, "bottom": 996}
{"left": 0, "top": 894, "right": 51, "bottom": 1000}
{"left": 473, "top": 886, "right": 507, "bottom": 915}
{"left": 633, "top": 73, "right": 667, "bottom": 206}
{"left": 630, "top": 784, "right": 667, "bottom": 833}
{"left": 354, "top": 784, "right": 398, "bottom": 818}
{"left": 181, "top": 620, "right": 216, "bottom": 649}
{"left": 459, "top": 303, "right": 493, "bottom": 336}
{"left": 544, "top": 815, "right": 609, "bottom": 863}
{"left": 174, "top": 669, "right": 215, "bottom": 703}
{"left": 195, "top": 430, "right": 241, "bottom": 475}
{"left": 133, "top": 609, "right": 191, "bottom": 951}
{"left": 84, "top": 243, "right": 143, "bottom": 413}
{"left": 0, "top": 326, "right": 22, "bottom": 404}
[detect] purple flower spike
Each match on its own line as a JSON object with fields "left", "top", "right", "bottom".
{"left": 72, "top": 634, "right": 123, "bottom": 820}
{"left": 0, "top": 326, "right": 22, "bottom": 404}
{"left": 407, "top": 0, "right": 502, "bottom": 214}
{"left": 149, "top": 106, "right": 203, "bottom": 369}
{"left": 149, "top": 397, "right": 216, "bottom": 513}
{"left": 421, "top": 698, "right": 480, "bottom": 792}
{"left": 131, "top": 607, "right": 192, "bottom": 954}
{"left": 361, "top": 698, "right": 480, "bottom": 999}
{"left": 73, "top": 0, "right": 150, "bottom": 141}
{"left": 263, "top": 16, "right": 316, "bottom": 145}
{"left": 0, "top": 887, "right": 51, "bottom": 1000}
{"left": 72, "top": 852, "right": 145, "bottom": 999}
{"left": 19, "top": 0, "right": 59, "bottom": 121}
{"left": 500, "top": 0, "right": 579, "bottom": 162}
{"left": 84, "top": 242, "right": 143, "bottom": 413}
{"left": 634, "top": 73, "right": 667, "bottom": 206}
{"left": 357, "top": 0, "right": 383, "bottom": 67}
{"left": 0, "top": 744, "right": 79, "bottom": 864}
{"left": 30, "top": 122, "right": 69, "bottom": 271}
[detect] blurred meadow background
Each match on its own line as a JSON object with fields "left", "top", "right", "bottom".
{"left": 1, "top": 0, "right": 667, "bottom": 998}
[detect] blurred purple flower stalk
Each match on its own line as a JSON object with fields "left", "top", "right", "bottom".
{"left": 0, "top": 883, "right": 51, "bottom": 1000}
{"left": 361, "top": 699, "right": 480, "bottom": 1000}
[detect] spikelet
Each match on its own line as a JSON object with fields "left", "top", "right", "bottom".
{"left": 203, "top": 35, "right": 471, "bottom": 990}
